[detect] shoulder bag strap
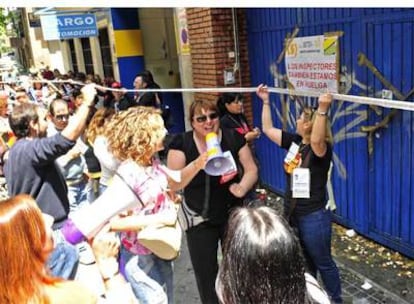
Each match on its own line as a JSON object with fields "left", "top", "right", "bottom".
{"left": 114, "top": 172, "right": 145, "bottom": 208}
{"left": 201, "top": 174, "right": 210, "bottom": 218}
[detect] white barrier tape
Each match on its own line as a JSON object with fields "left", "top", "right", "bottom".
{"left": 1, "top": 79, "right": 413, "bottom": 112}
{"left": 267, "top": 88, "right": 414, "bottom": 112}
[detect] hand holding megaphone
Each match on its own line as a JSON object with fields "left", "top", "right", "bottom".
{"left": 194, "top": 151, "right": 209, "bottom": 171}
{"left": 204, "top": 132, "right": 235, "bottom": 176}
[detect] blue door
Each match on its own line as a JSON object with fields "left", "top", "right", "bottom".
{"left": 246, "top": 8, "right": 414, "bottom": 258}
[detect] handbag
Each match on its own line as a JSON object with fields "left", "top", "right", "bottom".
{"left": 177, "top": 174, "right": 210, "bottom": 231}
{"left": 177, "top": 198, "right": 206, "bottom": 231}
{"left": 115, "top": 172, "right": 182, "bottom": 260}
{"left": 138, "top": 206, "right": 182, "bottom": 260}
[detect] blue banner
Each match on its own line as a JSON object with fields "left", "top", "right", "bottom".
{"left": 40, "top": 14, "right": 98, "bottom": 41}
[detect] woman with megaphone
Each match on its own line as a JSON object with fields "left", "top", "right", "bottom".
{"left": 167, "top": 99, "right": 258, "bottom": 304}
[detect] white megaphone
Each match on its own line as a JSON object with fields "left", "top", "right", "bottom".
{"left": 60, "top": 172, "right": 139, "bottom": 244}
{"left": 204, "top": 132, "right": 234, "bottom": 176}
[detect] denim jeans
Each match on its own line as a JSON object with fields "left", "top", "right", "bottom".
{"left": 98, "top": 183, "right": 108, "bottom": 197}
{"left": 121, "top": 246, "right": 173, "bottom": 304}
{"left": 86, "top": 178, "right": 101, "bottom": 202}
{"left": 295, "top": 208, "right": 342, "bottom": 303}
{"left": 46, "top": 230, "right": 79, "bottom": 279}
{"left": 67, "top": 181, "right": 89, "bottom": 213}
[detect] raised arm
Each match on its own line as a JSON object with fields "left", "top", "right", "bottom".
{"left": 256, "top": 84, "right": 282, "bottom": 146}
{"left": 61, "top": 84, "right": 96, "bottom": 141}
{"left": 310, "top": 93, "right": 332, "bottom": 157}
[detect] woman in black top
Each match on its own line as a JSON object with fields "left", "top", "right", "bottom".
{"left": 167, "top": 99, "right": 258, "bottom": 304}
{"left": 256, "top": 84, "right": 342, "bottom": 304}
{"left": 217, "top": 92, "right": 261, "bottom": 143}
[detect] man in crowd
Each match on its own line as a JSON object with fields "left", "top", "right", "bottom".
{"left": 109, "top": 81, "right": 135, "bottom": 112}
{"left": 4, "top": 84, "right": 97, "bottom": 279}
{"left": 47, "top": 99, "right": 89, "bottom": 213}
{"left": 133, "top": 72, "right": 158, "bottom": 108}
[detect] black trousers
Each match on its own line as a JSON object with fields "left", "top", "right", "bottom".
{"left": 186, "top": 221, "right": 226, "bottom": 304}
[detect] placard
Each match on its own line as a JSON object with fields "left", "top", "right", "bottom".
{"left": 285, "top": 35, "right": 339, "bottom": 93}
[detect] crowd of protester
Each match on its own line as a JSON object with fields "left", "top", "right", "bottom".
{"left": 0, "top": 64, "right": 342, "bottom": 303}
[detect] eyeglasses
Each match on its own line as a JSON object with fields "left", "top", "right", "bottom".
{"left": 194, "top": 112, "right": 219, "bottom": 123}
{"left": 54, "top": 114, "right": 70, "bottom": 121}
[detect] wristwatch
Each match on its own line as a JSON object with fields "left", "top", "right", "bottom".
{"left": 317, "top": 110, "right": 328, "bottom": 116}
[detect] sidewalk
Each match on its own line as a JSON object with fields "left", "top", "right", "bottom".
{"left": 332, "top": 223, "right": 413, "bottom": 304}
{"left": 174, "top": 220, "right": 413, "bottom": 304}
{"left": 338, "top": 259, "right": 410, "bottom": 304}
{"left": 174, "top": 236, "right": 201, "bottom": 304}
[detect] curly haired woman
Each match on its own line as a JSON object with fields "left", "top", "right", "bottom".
{"left": 100, "top": 106, "right": 207, "bottom": 304}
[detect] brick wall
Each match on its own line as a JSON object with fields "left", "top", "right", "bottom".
{"left": 186, "top": 8, "right": 253, "bottom": 124}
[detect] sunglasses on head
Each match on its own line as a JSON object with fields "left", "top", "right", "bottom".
{"left": 194, "top": 112, "right": 219, "bottom": 123}
{"left": 55, "top": 114, "right": 70, "bottom": 121}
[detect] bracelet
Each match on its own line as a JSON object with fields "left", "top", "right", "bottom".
{"left": 317, "top": 110, "right": 328, "bottom": 116}
{"left": 263, "top": 102, "right": 270, "bottom": 106}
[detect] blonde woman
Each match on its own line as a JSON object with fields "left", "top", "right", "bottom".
{"left": 256, "top": 84, "right": 342, "bottom": 303}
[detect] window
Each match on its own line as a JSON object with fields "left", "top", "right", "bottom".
{"left": 81, "top": 37, "right": 94, "bottom": 75}
{"left": 68, "top": 39, "right": 78, "bottom": 73}
{"left": 98, "top": 28, "right": 113, "bottom": 78}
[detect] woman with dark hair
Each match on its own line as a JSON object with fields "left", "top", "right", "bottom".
{"left": 217, "top": 92, "right": 261, "bottom": 143}
{"left": 256, "top": 84, "right": 342, "bottom": 303}
{"left": 216, "top": 206, "right": 330, "bottom": 304}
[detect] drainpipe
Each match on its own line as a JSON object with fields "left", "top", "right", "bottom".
{"left": 231, "top": 8, "right": 242, "bottom": 86}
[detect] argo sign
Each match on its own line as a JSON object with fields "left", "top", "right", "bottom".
{"left": 40, "top": 14, "right": 98, "bottom": 41}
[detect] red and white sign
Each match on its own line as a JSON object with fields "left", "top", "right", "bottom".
{"left": 285, "top": 35, "right": 339, "bottom": 93}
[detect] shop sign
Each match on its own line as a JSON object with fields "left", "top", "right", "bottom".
{"left": 40, "top": 14, "right": 98, "bottom": 41}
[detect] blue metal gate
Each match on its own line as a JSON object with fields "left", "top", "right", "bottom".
{"left": 246, "top": 8, "right": 414, "bottom": 258}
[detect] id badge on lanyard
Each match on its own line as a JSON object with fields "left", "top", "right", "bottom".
{"left": 291, "top": 167, "right": 310, "bottom": 198}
